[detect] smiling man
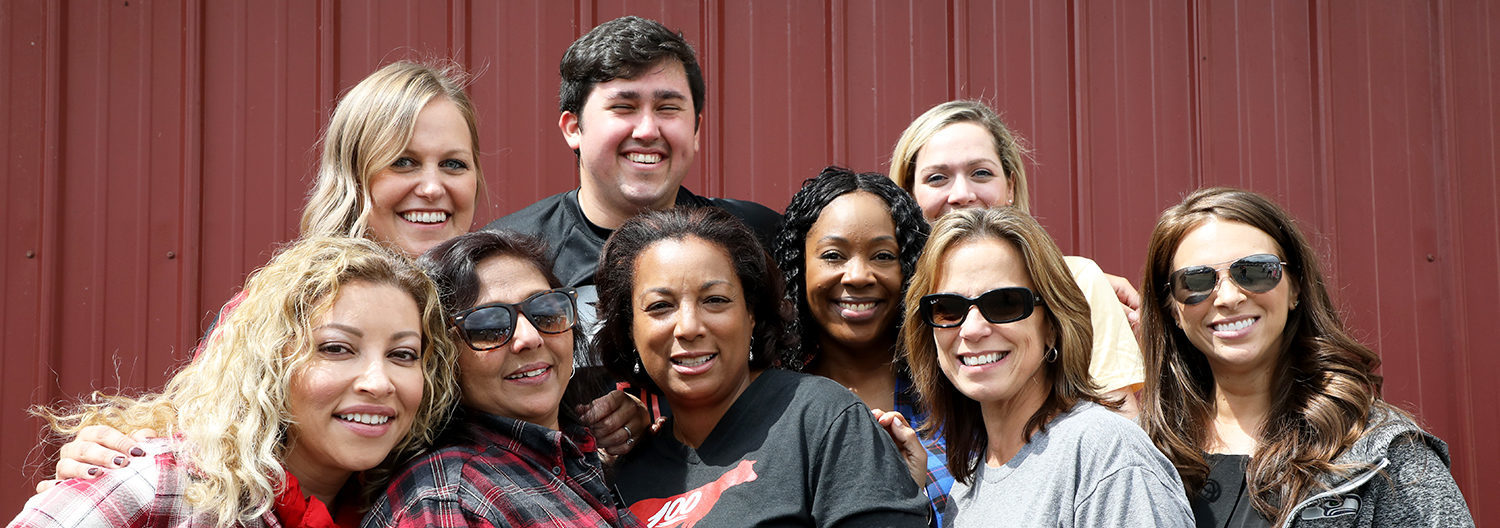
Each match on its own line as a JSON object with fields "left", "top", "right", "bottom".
{"left": 486, "top": 16, "right": 780, "bottom": 340}
{"left": 486, "top": 15, "right": 780, "bottom": 288}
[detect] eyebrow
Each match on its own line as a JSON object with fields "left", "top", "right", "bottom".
{"left": 816, "top": 234, "right": 898, "bottom": 245}
{"left": 319, "top": 324, "right": 421, "bottom": 341}
{"left": 605, "top": 89, "right": 687, "bottom": 102}
{"left": 643, "top": 279, "right": 730, "bottom": 296}
{"left": 918, "top": 158, "right": 998, "bottom": 172}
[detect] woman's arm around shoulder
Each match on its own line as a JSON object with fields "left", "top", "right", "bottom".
{"left": 11, "top": 440, "right": 179, "bottom": 528}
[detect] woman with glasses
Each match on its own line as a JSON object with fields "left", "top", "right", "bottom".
{"left": 902, "top": 207, "right": 1191, "bottom": 527}
{"left": 1138, "top": 187, "right": 1472, "bottom": 527}
{"left": 888, "top": 100, "right": 1145, "bottom": 416}
{"left": 47, "top": 60, "right": 648, "bottom": 487}
{"left": 362, "top": 230, "right": 641, "bottom": 527}
{"left": 11, "top": 237, "right": 460, "bottom": 528}
{"left": 596, "top": 207, "right": 929, "bottom": 526}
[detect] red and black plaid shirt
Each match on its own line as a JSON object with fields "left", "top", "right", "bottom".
{"left": 361, "top": 409, "right": 640, "bottom": 528}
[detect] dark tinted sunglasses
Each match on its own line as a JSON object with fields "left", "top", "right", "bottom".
{"left": 919, "top": 287, "right": 1045, "bottom": 328}
{"left": 450, "top": 289, "right": 577, "bottom": 350}
{"left": 1167, "top": 253, "right": 1286, "bottom": 305}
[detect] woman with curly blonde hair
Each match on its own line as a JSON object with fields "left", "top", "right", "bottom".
{"left": 1139, "top": 187, "right": 1472, "bottom": 527}
{"left": 11, "top": 236, "right": 460, "bottom": 528}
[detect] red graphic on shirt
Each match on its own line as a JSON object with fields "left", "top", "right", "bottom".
{"left": 630, "top": 459, "right": 760, "bottom": 528}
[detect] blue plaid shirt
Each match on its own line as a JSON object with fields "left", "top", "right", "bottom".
{"left": 895, "top": 374, "right": 952, "bottom": 527}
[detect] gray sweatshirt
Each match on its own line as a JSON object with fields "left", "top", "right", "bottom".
{"left": 1278, "top": 404, "right": 1473, "bottom": 527}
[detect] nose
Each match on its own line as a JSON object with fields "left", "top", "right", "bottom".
{"left": 956, "top": 305, "right": 992, "bottom": 341}
{"left": 1211, "top": 269, "right": 1246, "bottom": 308}
{"left": 353, "top": 354, "right": 397, "bottom": 397}
{"left": 946, "top": 176, "right": 978, "bottom": 208}
{"left": 673, "top": 304, "right": 706, "bottom": 341}
{"left": 632, "top": 112, "right": 661, "bottom": 142}
{"left": 413, "top": 166, "right": 444, "bottom": 200}
{"left": 841, "top": 257, "right": 876, "bottom": 288}
{"left": 509, "top": 314, "right": 545, "bottom": 353}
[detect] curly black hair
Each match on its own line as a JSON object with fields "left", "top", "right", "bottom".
{"left": 772, "top": 166, "right": 929, "bottom": 371}
{"left": 592, "top": 207, "right": 791, "bottom": 390}
{"left": 559, "top": 16, "right": 705, "bottom": 128}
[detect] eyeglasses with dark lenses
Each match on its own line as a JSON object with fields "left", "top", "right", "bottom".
{"left": 919, "top": 287, "right": 1045, "bottom": 328}
{"left": 450, "top": 289, "right": 577, "bottom": 350}
{"left": 1167, "top": 253, "right": 1286, "bottom": 305}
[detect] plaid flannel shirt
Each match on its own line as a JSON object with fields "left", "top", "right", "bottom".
{"left": 10, "top": 439, "right": 279, "bottom": 528}
{"left": 895, "top": 374, "right": 953, "bottom": 528}
{"left": 361, "top": 409, "right": 640, "bottom": 528}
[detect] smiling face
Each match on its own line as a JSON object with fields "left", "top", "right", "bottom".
{"left": 563, "top": 59, "right": 700, "bottom": 221}
{"left": 912, "top": 122, "right": 1013, "bottom": 221}
{"left": 456, "top": 255, "right": 574, "bottom": 430}
{"left": 366, "top": 97, "right": 478, "bottom": 257}
{"left": 1170, "top": 219, "right": 1296, "bottom": 379}
{"left": 631, "top": 236, "right": 755, "bottom": 412}
{"left": 283, "top": 280, "right": 425, "bottom": 487}
{"left": 803, "top": 191, "right": 904, "bottom": 353}
{"left": 931, "top": 238, "right": 1052, "bottom": 412}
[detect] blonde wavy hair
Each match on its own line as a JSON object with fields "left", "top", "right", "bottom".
{"left": 300, "top": 60, "right": 484, "bottom": 245}
{"left": 900, "top": 207, "right": 1104, "bottom": 484}
{"left": 37, "top": 236, "right": 460, "bottom": 527}
{"left": 888, "top": 100, "right": 1032, "bottom": 213}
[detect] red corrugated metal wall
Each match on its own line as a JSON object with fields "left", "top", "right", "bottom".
{"left": 4, "top": 0, "right": 1495, "bottom": 520}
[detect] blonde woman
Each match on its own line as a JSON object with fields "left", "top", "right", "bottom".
{"left": 11, "top": 236, "right": 460, "bottom": 528}
{"left": 889, "top": 100, "right": 1145, "bottom": 415}
{"left": 47, "top": 61, "right": 644, "bottom": 485}
{"left": 902, "top": 207, "right": 1190, "bottom": 527}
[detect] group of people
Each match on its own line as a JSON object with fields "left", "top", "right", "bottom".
{"left": 11, "top": 14, "right": 1473, "bottom": 528}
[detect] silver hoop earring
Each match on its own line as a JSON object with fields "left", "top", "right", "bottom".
{"left": 1044, "top": 345, "right": 1059, "bottom": 363}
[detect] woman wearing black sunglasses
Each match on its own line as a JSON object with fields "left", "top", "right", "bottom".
{"left": 1139, "top": 187, "right": 1472, "bottom": 527}
{"left": 362, "top": 230, "right": 642, "bottom": 527}
{"left": 902, "top": 207, "right": 1192, "bottom": 526}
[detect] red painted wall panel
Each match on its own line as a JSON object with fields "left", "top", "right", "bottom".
{"left": 4, "top": 0, "right": 1494, "bottom": 521}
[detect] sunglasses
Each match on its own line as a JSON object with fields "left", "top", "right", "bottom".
{"left": 1167, "top": 253, "right": 1286, "bottom": 305}
{"left": 450, "top": 289, "right": 577, "bottom": 350}
{"left": 919, "top": 287, "right": 1045, "bottom": 328}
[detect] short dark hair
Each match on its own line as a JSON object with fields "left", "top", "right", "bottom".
{"left": 593, "top": 207, "right": 790, "bottom": 389}
{"left": 419, "top": 230, "right": 608, "bottom": 426}
{"left": 558, "top": 16, "right": 706, "bottom": 126}
{"left": 772, "top": 166, "right": 929, "bottom": 370}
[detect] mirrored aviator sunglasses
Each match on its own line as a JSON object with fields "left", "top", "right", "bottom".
{"left": 919, "top": 287, "right": 1045, "bottom": 328}
{"left": 450, "top": 289, "right": 577, "bottom": 350}
{"left": 1168, "top": 253, "right": 1286, "bottom": 305}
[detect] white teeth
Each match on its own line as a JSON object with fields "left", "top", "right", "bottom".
{"left": 505, "top": 366, "right": 549, "bottom": 380}
{"left": 1213, "top": 318, "right": 1255, "bottom": 332}
{"left": 337, "top": 413, "right": 392, "bottom": 425}
{"left": 837, "top": 301, "right": 876, "bottom": 312}
{"left": 626, "top": 152, "right": 662, "bottom": 164}
{"left": 400, "top": 211, "right": 448, "bottom": 224}
{"left": 673, "top": 354, "right": 715, "bottom": 367}
{"left": 960, "top": 352, "right": 1005, "bottom": 367}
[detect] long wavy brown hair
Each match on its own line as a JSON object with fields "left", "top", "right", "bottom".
{"left": 1139, "top": 187, "right": 1387, "bottom": 524}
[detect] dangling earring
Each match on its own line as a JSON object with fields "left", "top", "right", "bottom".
{"left": 632, "top": 351, "right": 642, "bottom": 375}
{"left": 1044, "top": 345, "right": 1059, "bottom": 363}
{"left": 748, "top": 343, "right": 756, "bottom": 363}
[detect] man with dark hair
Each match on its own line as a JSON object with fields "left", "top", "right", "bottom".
{"left": 485, "top": 16, "right": 780, "bottom": 336}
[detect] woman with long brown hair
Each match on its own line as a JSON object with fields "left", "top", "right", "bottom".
{"left": 1138, "top": 187, "right": 1473, "bottom": 527}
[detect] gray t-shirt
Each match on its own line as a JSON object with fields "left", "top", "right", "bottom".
{"left": 945, "top": 401, "right": 1194, "bottom": 527}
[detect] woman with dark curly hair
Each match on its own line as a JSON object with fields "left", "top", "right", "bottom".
{"left": 771, "top": 166, "right": 945, "bottom": 513}
{"left": 1139, "top": 187, "right": 1473, "bottom": 527}
{"left": 595, "top": 207, "right": 929, "bottom": 526}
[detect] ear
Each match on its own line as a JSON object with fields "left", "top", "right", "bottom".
{"left": 560, "top": 111, "right": 583, "bottom": 151}
{"left": 692, "top": 112, "right": 704, "bottom": 153}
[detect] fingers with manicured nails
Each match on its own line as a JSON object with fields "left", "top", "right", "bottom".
{"left": 34, "top": 479, "right": 60, "bottom": 495}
